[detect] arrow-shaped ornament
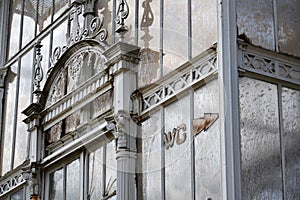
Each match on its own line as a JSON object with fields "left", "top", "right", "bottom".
{"left": 193, "top": 113, "right": 219, "bottom": 136}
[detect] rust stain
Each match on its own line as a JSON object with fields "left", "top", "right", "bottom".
{"left": 193, "top": 113, "right": 219, "bottom": 136}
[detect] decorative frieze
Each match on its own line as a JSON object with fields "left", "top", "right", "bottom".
{"left": 239, "top": 42, "right": 300, "bottom": 85}
{"left": 0, "top": 171, "right": 25, "bottom": 196}
{"left": 140, "top": 52, "right": 217, "bottom": 114}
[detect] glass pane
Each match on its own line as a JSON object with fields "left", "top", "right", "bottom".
{"left": 141, "top": 111, "right": 161, "bottom": 200}
{"left": 49, "top": 168, "right": 64, "bottom": 200}
{"left": 66, "top": 159, "right": 80, "bottom": 200}
{"left": 278, "top": 0, "right": 300, "bottom": 57}
{"left": 239, "top": 77, "right": 282, "bottom": 199}
{"left": 192, "top": 0, "right": 217, "bottom": 57}
{"left": 105, "top": 141, "right": 117, "bottom": 197}
{"left": 8, "top": 0, "right": 22, "bottom": 59}
{"left": 1, "top": 63, "right": 18, "bottom": 175}
{"left": 164, "top": 95, "right": 191, "bottom": 200}
{"left": 11, "top": 188, "right": 23, "bottom": 200}
{"left": 237, "top": 0, "right": 274, "bottom": 50}
{"left": 95, "top": 0, "right": 113, "bottom": 45}
{"left": 194, "top": 79, "right": 221, "bottom": 199}
{"left": 52, "top": 19, "right": 68, "bottom": 52}
{"left": 14, "top": 49, "right": 33, "bottom": 168}
{"left": 40, "top": 34, "right": 51, "bottom": 89}
{"left": 163, "top": 0, "right": 188, "bottom": 75}
{"left": 54, "top": 0, "right": 68, "bottom": 20}
{"left": 138, "top": 0, "right": 160, "bottom": 88}
{"left": 282, "top": 87, "right": 300, "bottom": 199}
{"left": 37, "top": 0, "right": 53, "bottom": 33}
{"left": 119, "top": 0, "right": 135, "bottom": 44}
{"left": 22, "top": 0, "right": 36, "bottom": 48}
{"left": 89, "top": 148, "right": 104, "bottom": 200}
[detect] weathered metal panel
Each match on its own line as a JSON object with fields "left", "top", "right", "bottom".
{"left": 239, "top": 77, "right": 283, "bottom": 199}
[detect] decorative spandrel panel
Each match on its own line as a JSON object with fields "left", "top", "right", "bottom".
{"left": 239, "top": 77, "right": 282, "bottom": 199}
{"left": 282, "top": 87, "right": 300, "bottom": 199}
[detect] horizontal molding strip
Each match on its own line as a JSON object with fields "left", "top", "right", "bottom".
{"left": 238, "top": 41, "right": 300, "bottom": 86}
{"left": 41, "top": 72, "right": 112, "bottom": 129}
{"left": 135, "top": 48, "right": 218, "bottom": 118}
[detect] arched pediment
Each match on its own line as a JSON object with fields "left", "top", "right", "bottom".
{"left": 38, "top": 39, "right": 108, "bottom": 110}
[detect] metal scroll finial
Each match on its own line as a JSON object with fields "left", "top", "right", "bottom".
{"left": 33, "top": 40, "right": 43, "bottom": 101}
{"left": 115, "top": 0, "right": 129, "bottom": 39}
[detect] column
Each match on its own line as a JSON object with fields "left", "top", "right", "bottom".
{"left": 104, "top": 42, "right": 140, "bottom": 200}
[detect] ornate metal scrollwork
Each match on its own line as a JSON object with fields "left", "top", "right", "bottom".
{"left": 115, "top": 0, "right": 129, "bottom": 35}
{"left": 116, "top": 0, "right": 129, "bottom": 26}
{"left": 50, "top": 4, "right": 108, "bottom": 68}
{"left": 89, "top": 16, "right": 108, "bottom": 41}
{"left": 33, "top": 41, "right": 44, "bottom": 101}
{"left": 163, "top": 124, "right": 187, "bottom": 150}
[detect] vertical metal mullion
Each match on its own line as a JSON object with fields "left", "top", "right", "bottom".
{"left": 159, "top": 0, "right": 163, "bottom": 78}
{"left": 188, "top": 0, "right": 192, "bottom": 60}
{"left": 277, "top": 84, "right": 286, "bottom": 199}
{"left": 10, "top": 58, "right": 21, "bottom": 170}
{"left": 190, "top": 90, "right": 195, "bottom": 200}
{"left": 63, "top": 165, "right": 67, "bottom": 200}
{"left": 102, "top": 145, "right": 107, "bottom": 197}
{"left": 19, "top": 0, "right": 25, "bottom": 50}
{"left": 160, "top": 108, "right": 165, "bottom": 200}
{"left": 80, "top": 152, "right": 85, "bottom": 200}
{"left": 48, "top": 0, "right": 55, "bottom": 70}
{"left": 272, "top": 0, "right": 279, "bottom": 52}
{"left": 134, "top": 0, "right": 139, "bottom": 46}
{"left": 112, "top": 0, "right": 116, "bottom": 44}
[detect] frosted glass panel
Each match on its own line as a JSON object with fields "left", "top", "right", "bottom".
{"left": 192, "top": 0, "right": 217, "bottom": 57}
{"left": 106, "top": 141, "right": 117, "bottom": 196}
{"left": 194, "top": 79, "right": 221, "bottom": 199}
{"left": 52, "top": 19, "right": 68, "bottom": 52}
{"left": 14, "top": 49, "right": 33, "bottom": 168}
{"left": 49, "top": 168, "right": 64, "bottom": 200}
{"left": 8, "top": 0, "right": 22, "bottom": 58}
{"left": 163, "top": 0, "right": 188, "bottom": 75}
{"left": 2, "top": 63, "right": 18, "bottom": 175}
{"left": 38, "top": 0, "right": 53, "bottom": 33}
{"left": 54, "top": 0, "right": 68, "bottom": 20}
{"left": 40, "top": 34, "right": 51, "bottom": 89}
{"left": 239, "top": 77, "right": 282, "bottom": 199}
{"left": 237, "top": 0, "right": 274, "bottom": 50}
{"left": 282, "top": 87, "right": 300, "bottom": 199}
{"left": 66, "top": 159, "right": 80, "bottom": 200}
{"left": 278, "top": 0, "right": 300, "bottom": 57}
{"left": 142, "top": 111, "right": 161, "bottom": 200}
{"left": 164, "top": 95, "right": 191, "bottom": 200}
{"left": 22, "top": 0, "right": 36, "bottom": 48}
{"left": 11, "top": 188, "right": 23, "bottom": 200}
{"left": 89, "top": 148, "right": 104, "bottom": 200}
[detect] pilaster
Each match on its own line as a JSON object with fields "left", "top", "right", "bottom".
{"left": 104, "top": 42, "right": 140, "bottom": 200}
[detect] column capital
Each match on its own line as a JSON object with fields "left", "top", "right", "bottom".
{"left": 103, "top": 42, "right": 140, "bottom": 75}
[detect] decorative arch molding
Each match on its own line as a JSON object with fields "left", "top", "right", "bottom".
{"left": 37, "top": 39, "right": 108, "bottom": 111}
